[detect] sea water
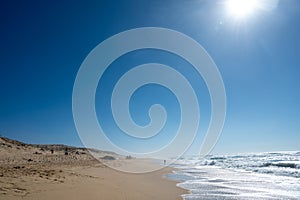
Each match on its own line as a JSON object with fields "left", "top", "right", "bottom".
{"left": 168, "top": 151, "right": 300, "bottom": 199}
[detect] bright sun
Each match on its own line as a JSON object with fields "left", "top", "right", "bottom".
{"left": 226, "top": 0, "right": 259, "bottom": 19}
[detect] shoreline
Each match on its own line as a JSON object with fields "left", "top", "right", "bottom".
{"left": 165, "top": 152, "right": 300, "bottom": 199}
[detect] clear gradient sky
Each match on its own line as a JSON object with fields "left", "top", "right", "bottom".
{"left": 1, "top": 0, "right": 299, "bottom": 154}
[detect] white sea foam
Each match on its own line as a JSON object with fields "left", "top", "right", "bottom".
{"left": 169, "top": 151, "right": 300, "bottom": 199}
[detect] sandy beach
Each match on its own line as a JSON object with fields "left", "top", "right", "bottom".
{"left": 0, "top": 137, "right": 186, "bottom": 200}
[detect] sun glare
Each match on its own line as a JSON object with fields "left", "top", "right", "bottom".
{"left": 226, "top": 0, "right": 259, "bottom": 19}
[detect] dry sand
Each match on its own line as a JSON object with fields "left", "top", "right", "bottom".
{"left": 0, "top": 137, "right": 186, "bottom": 200}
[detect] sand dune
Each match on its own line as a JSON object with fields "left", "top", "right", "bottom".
{"left": 0, "top": 137, "right": 185, "bottom": 199}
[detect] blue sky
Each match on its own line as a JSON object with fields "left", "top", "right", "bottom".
{"left": 0, "top": 0, "right": 299, "bottom": 155}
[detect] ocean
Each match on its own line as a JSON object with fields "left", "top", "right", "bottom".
{"left": 168, "top": 151, "right": 300, "bottom": 199}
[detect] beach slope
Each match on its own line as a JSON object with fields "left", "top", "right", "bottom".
{"left": 0, "top": 137, "right": 185, "bottom": 200}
